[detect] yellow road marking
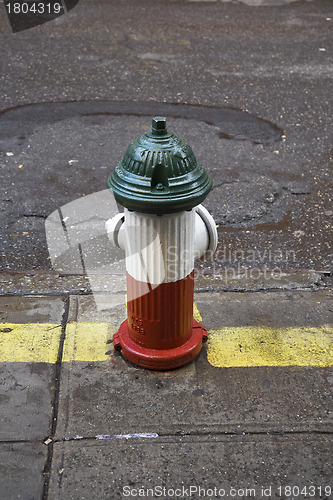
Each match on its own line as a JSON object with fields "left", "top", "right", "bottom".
{"left": 193, "top": 303, "right": 202, "bottom": 322}
{"left": 207, "top": 326, "right": 333, "bottom": 368}
{"left": 1, "top": 321, "right": 332, "bottom": 367}
{"left": 0, "top": 323, "right": 61, "bottom": 363}
{"left": 62, "top": 322, "right": 113, "bottom": 362}
{"left": 0, "top": 322, "right": 113, "bottom": 363}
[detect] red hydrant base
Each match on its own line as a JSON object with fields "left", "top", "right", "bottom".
{"left": 112, "top": 319, "right": 208, "bottom": 370}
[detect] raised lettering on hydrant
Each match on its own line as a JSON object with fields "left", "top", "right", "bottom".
{"left": 106, "top": 117, "right": 217, "bottom": 370}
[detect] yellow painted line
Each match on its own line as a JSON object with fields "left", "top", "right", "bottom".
{"left": 207, "top": 326, "right": 333, "bottom": 368}
{"left": 62, "top": 322, "right": 113, "bottom": 362}
{"left": 0, "top": 322, "right": 113, "bottom": 363}
{"left": 2, "top": 321, "right": 332, "bottom": 367}
{"left": 0, "top": 323, "right": 61, "bottom": 363}
{"left": 193, "top": 303, "right": 202, "bottom": 322}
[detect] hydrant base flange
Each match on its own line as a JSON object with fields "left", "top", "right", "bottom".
{"left": 113, "top": 319, "right": 208, "bottom": 371}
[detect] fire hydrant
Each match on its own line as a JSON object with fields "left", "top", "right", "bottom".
{"left": 106, "top": 117, "right": 217, "bottom": 370}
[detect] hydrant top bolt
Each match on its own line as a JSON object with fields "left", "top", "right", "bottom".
{"left": 152, "top": 117, "right": 167, "bottom": 135}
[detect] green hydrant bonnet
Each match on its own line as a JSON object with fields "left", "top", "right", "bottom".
{"left": 107, "top": 117, "right": 212, "bottom": 214}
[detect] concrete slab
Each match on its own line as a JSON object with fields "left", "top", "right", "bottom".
{"left": 55, "top": 356, "right": 333, "bottom": 438}
{"left": 67, "top": 294, "right": 126, "bottom": 325}
{"left": 0, "top": 362, "right": 57, "bottom": 441}
{"left": 0, "top": 443, "right": 47, "bottom": 500}
{"left": 0, "top": 272, "right": 93, "bottom": 296}
{"left": 55, "top": 292, "right": 333, "bottom": 441}
{"left": 0, "top": 296, "right": 64, "bottom": 439}
{"left": 0, "top": 295, "right": 65, "bottom": 323}
{"left": 48, "top": 435, "right": 333, "bottom": 500}
{"left": 194, "top": 290, "right": 333, "bottom": 329}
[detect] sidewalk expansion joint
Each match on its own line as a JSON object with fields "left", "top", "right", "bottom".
{"left": 0, "top": 286, "right": 329, "bottom": 298}
{"left": 41, "top": 294, "right": 70, "bottom": 500}
{"left": 0, "top": 291, "right": 79, "bottom": 297}
{"left": 49, "top": 429, "right": 333, "bottom": 445}
{"left": 195, "top": 285, "right": 328, "bottom": 293}
{"left": 0, "top": 439, "right": 43, "bottom": 445}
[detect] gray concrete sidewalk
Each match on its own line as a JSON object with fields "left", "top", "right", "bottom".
{"left": 0, "top": 278, "right": 332, "bottom": 499}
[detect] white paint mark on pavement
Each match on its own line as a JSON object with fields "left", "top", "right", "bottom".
{"left": 96, "top": 433, "right": 159, "bottom": 440}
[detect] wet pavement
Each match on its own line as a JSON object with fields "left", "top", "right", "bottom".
{"left": 1, "top": 0, "right": 333, "bottom": 274}
{"left": 0, "top": 0, "right": 332, "bottom": 499}
{"left": 0, "top": 102, "right": 332, "bottom": 274}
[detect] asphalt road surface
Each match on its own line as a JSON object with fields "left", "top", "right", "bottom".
{"left": 0, "top": 0, "right": 332, "bottom": 274}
